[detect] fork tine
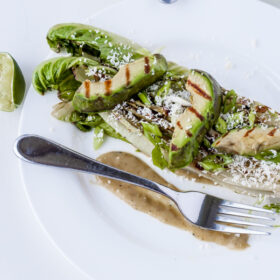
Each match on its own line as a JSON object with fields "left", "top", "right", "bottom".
{"left": 216, "top": 215, "right": 273, "bottom": 228}
{"left": 218, "top": 207, "right": 275, "bottom": 221}
{"left": 219, "top": 200, "right": 274, "bottom": 214}
{"left": 210, "top": 223, "right": 271, "bottom": 235}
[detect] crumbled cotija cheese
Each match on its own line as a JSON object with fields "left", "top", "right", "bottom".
{"left": 227, "top": 155, "right": 280, "bottom": 189}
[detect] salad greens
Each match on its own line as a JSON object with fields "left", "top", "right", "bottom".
{"left": 198, "top": 154, "right": 233, "bottom": 172}
{"left": 156, "top": 81, "right": 171, "bottom": 98}
{"left": 254, "top": 149, "right": 280, "bottom": 163}
{"left": 248, "top": 109, "right": 256, "bottom": 127}
{"left": 33, "top": 21, "right": 280, "bottom": 183}
{"left": 33, "top": 56, "right": 116, "bottom": 101}
{"left": 47, "top": 23, "right": 145, "bottom": 69}
{"left": 152, "top": 144, "right": 168, "bottom": 170}
{"left": 138, "top": 92, "right": 151, "bottom": 105}
{"left": 222, "top": 89, "right": 237, "bottom": 114}
{"left": 93, "top": 127, "right": 104, "bottom": 150}
{"left": 141, "top": 122, "right": 168, "bottom": 169}
{"left": 215, "top": 117, "right": 227, "bottom": 134}
{"left": 264, "top": 203, "right": 280, "bottom": 213}
{"left": 51, "top": 102, "right": 75, "bottom": 122}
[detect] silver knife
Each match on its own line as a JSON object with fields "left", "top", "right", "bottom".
{"left": 259, "top": 0, "right": 280, "bottom": 9}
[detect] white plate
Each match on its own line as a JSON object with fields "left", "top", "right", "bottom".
{"left": 18, "top": 0, "right": 280, "bottom": 279}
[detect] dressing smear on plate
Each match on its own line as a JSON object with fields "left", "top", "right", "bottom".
{"left": 97, "top": 151, "right": 249, "bottom": 250}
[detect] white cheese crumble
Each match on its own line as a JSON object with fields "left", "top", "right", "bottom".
{"left": 226, "top": 155, "right": 280, "bottom": 189}
{"left": 224, "top": 57, "right": 234, "bottom": 70}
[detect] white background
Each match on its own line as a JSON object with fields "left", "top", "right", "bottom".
{"left": 1, "top": 0, "right": 280, "bottom": 279}
{"left": 0, "top": 1, "right": 119, "bottom": 279}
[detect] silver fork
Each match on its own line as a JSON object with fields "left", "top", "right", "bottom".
{"left": 14, "top": 134, "right": 275, "bottom": 235}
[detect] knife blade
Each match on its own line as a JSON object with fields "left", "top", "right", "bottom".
{"left": 259, "top": 0, "right": 280, "bottom": 9}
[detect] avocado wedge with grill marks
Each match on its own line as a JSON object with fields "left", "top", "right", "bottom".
{"left": 169, "top": 70, "right": 222, "bottom": 169}
{"left": 212, "top": 126, "right": 280, "bottom": 155}
{"left": 72, "top": 54, "right": 167, "bottom": 112}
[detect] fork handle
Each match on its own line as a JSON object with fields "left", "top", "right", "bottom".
{"left": 14, "top": 134, "right": 177, "bottom": 200}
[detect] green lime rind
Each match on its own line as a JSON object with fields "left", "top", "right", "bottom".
{"left": 11, "top": 54, "right": 26, "bottom": 107}
{"left": 0, "top": 52, "right": 26, "bottom": 111}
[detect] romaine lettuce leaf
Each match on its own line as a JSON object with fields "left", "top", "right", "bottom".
{"left": 32, "top": 56, "right": 116, "bottom": 101}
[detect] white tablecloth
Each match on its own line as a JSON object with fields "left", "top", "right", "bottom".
{"left": 0, "top": 1, "right": 119, "bottom": 279}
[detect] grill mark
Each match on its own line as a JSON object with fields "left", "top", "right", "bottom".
{"left": 195, "top": 162, "right": 204, "bottom": 171}
{"left": 104, "top": 80, "right": 112, "bottom": 96}
{"left": 163, "top": 108, "right": 170, "bottom": 116}
{"left": 171, "top": 144, "right": 179, "bottom": 151}
{"left": 221, "top": 131, "right": 230, "bottom": 139}
{"left": 176, "top": 121, "right": 183, "bottom": 130}
{"left": 144, "top": 57, "right": 150, "bottom": 74}
{"left": 256, "top": 105, "right": 269, "bottom": 113}
{"left": 215, "top": 140, "right": 221, "bottom": 146}
{"left": 84, "top": 80, "right": 90, "bottom": 98}
{"left": 186, "top": 130, "right": 193, "bottom": 137}
{"left": 244, "top": 127, "right": 255, "bottom": 137}
{"left": 188, "top": 107, "right": 204, "bottom": 121}
{"left": 125, "top": 64, "right": 130, "bottom": 86}
{"left": 187, "top": 80, "right": 212, "bottom": 101}
{"left": 268, "top": 128, "right": 277, "bottom": 136}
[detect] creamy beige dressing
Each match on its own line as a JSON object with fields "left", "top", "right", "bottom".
{"left": 97, "top": 152, "right": 249, "bottom": 250}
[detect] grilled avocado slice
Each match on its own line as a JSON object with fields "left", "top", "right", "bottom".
{"left": 72, "top": 54, "right": 167, "bottom": 112}
{"left": 169, "top": 70, "right": 222, "bottom": 169}
{"left": 212, "top": 126, "right": 280, "bottom": 155}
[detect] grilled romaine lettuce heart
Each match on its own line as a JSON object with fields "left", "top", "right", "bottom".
{"left": 47, "top": 23, "right": 146, "bottom": 69}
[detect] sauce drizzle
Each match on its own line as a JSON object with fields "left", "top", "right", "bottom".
{"left": 96, "top": 152, "right": 249, "bottom": 250}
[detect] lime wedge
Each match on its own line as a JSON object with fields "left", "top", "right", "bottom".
{"left": 0, "top": 52, "right": 26, "bottom": 111}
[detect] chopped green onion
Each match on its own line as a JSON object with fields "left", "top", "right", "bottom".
{"left": 152, "top": 144, "right": 168, "bottom": 169}
{"left": 138, "top": 92, "right": 151, "bottom": 105}
{"left": 203, "top": 137, "right": 211, "bottom": 149}
{"left": 225, "top": 111, "right": 244, "bottom": 130}
{"left": 264, "top": 203, "right": 280, "bottom": 213}
{"left": 141, "top": 122, "right": 162, "bottom": 137}
{"left": 93, "top": 127, "right": 104, "bottom": 150}
{"left": 74, "top": 122, "right": 92, "bottom": 132}
{"left": 156, "top": 81, "right": 171, "bottom": 98}
{"left": 215, "top": 111, "right": 245, "bottom": 133}
{"left": 141, "top": 122, "right": 167, "bottom": 169}
{"left": 223, "top": 90, "right": 237, "bottom": 114}
{"left": 99, "top": 122, "right": 128, "bottom": 142}
{"left": 254, "top": 149, "right": 280, "bottom": 163}
{"left": 198, "top": 154, "right": 233, "bottom": 172}
{"left": 248, "top": 110, "right": 256, "bottom": 128}
{"left": 70, "top": 111, "right": 84, "bottom": 122}
{"left": 215, "top": 117, "right": 227, "bottom": 134}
